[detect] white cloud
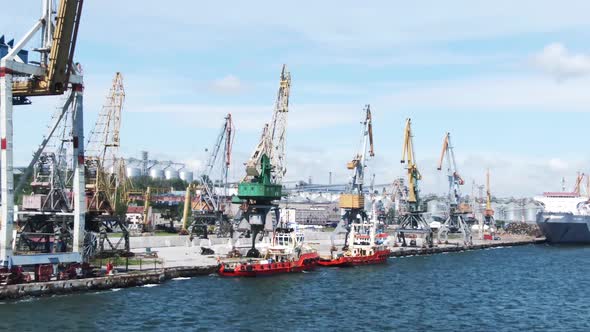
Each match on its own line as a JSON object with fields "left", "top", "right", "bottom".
{"left": 548, "top": 158, "right": 568, "bottom": 171}
{"left": 210, "top": 75, "right": 243, "bottom": 94}
{"left": 534, "top": 43, "right": 590, "bottom": 80}
{"left": 375, "top": 74, "right": 590, "bottom": 112}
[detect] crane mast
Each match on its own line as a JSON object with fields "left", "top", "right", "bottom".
{"left": 235, "top": 65, "right": 291, "bottom": 257}
{"left": 436, "top": 132, "right": 471, "bottom": 245}
{"left": 269, "top": 65, "right": 290, "bottom": 184}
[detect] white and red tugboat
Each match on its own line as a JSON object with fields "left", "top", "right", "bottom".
{"left": 218, "top": 226, "right": 319, "bottom": 277}
{"left": 318, "top": 219, "right": 390, "bottom": 267}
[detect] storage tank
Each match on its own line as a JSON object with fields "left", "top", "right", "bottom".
{"left": 525, "top": 203, "right": 542, "bottom": 223}
{"left": 126, "top": 167, "right": 141, "bottom": 178}
{"left": 503, "top": 203, "right": 517, "bottom": 222}
{"left": 179, "top": 170, "right": 194, "bottom": 183}
{"left": 165, "top": 169, "right": 179, "bottom": 180}
{"left": 149, "top": 168, "right": 164, "bottom": 179}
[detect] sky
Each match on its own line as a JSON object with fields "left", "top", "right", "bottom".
{"left": 3, "top": 1, "right": 590, "bottom": 197}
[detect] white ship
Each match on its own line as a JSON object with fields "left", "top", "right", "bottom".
{"left": 534, "top": 192, "right": 590, "bottom": 243}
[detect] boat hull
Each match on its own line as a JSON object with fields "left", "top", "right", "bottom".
{"left": 218, "top": 252, "right": 319, "bottom": 277}
{"left": 536, "top": 212, "right": 590, "bottom": 244}
{"left": 318, "top": 249, "right": 390, "bottom": 267}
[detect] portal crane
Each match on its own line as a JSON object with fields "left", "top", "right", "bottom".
{"left": 1, "top": 0, "right": 85, "bottom": 272}
{"left": 234, "top": 65, "right": 291, "bottom": 257}
{"left": 84, "top": 72, "right": 129, "bottom": 256}
{"left": 337, "top": 105, "right": 374, "bottom": 249}
{"left": 184, "top": 114, "right": 235, "bottom": 238}
{"left": 389, "top": 177, "right": 409, "bottom": 220}
{"left": 436, "top": 132, "right": 472, "bottom": 245}
{"left": 396, "top": 119, "right": 433, "bottom": 247}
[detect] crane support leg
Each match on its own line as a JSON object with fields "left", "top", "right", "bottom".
{"left": 437, "top": 213, "right": 472, "bottom": 245}
{"left": 71, "top": 86, "right": 85, "bottom": 256}
{"left": 0, "top": 66, "right": 14, "bottom": 266}
{"left": 242, "top": 204, "right": 276, "bottom": 257}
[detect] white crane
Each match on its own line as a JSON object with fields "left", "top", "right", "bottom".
{"left": 437, "top": 132, "right": 472, "bottom": 245}
{"left": 182, "top": 114, "right": 234, "bottom": 237}
{"left": 199, "top": 113, "right": 234, "bottom": 212}
{"left": 336, "top": 105, "right": 374, "bottom": 249}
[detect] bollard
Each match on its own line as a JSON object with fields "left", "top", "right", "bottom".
{"left": 139, "top": 258, "right": 142, "bottom": 271}
{"left": 126, "top": 257, "right": 129, "bottom": 272}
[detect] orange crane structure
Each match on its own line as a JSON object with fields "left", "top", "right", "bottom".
{"left": 573, "top": 172, "right": 585, "bottom": 196}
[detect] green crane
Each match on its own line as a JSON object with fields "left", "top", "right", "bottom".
{"left": 234, "top": 65, "right": 291, "bottom": 257}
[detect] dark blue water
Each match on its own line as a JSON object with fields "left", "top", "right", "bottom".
{"left": 1, "top": 244, "right": 589, "bottom": 332}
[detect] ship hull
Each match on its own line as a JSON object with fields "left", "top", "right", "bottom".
{"left": 218, "top": 252, "right": 319, "bottom": 277}
{"left": 536, "top": 212, "right": 590, "bottom": 244}
{"left": 318, "top": 249, "right": 390, "bottom": 267}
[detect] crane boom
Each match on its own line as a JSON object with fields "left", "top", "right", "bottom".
{"left": 199, "top": 114, "right": 234, "bottom": 211}
{"left": 339, "top": 105, "right": 374, "bottom": 209}
{"left": 238, "top": 65, "right": 291, "bottom": 201}
{"left": 243, "top": 65, "right": 291, "bottom": 183}
{"left": 203, "top": 114, "right": 234, "bottom": 180}
{"left": 86, "top": 72, "right": 124, "bottom": 166}
{"left": 348, "top": 105, "right": 373, "bottom": 192}
{"left": 269, "top": 65, "right": 291, "bottom": 184}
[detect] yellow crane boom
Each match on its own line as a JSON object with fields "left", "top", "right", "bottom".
{"left": 12, "top": 0, "right": 84, "bottom": 96}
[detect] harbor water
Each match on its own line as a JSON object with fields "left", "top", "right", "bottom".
{"left": 1, "top": 244, "right": 588, "bottom": 331}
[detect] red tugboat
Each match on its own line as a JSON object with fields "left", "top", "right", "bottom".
{"left": 218, "top": 226, "right": 319, "bottom": 277}
{"left": 318, "top": 218, "right": 390, "bottom": 267}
